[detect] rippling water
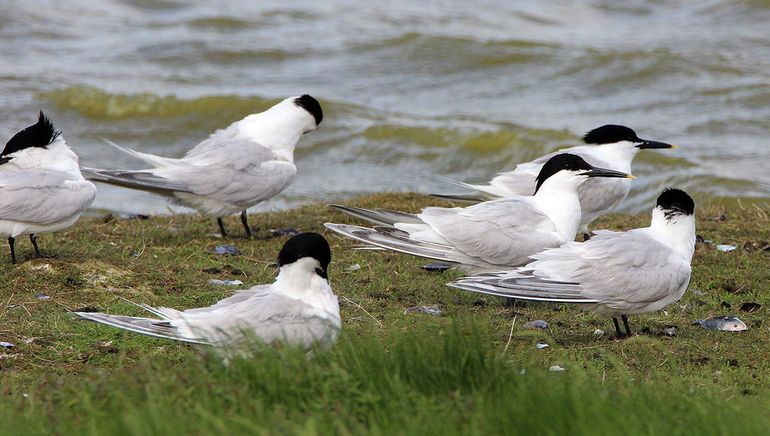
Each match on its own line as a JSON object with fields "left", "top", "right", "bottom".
{"left": 1, "top": 0, "right": 768, "bottom": 215}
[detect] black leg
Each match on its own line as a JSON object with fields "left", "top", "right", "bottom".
{"left": 621, "top": 315, "right": 632, "bottom": 337}
{"left": 612, "top": 317, "right": 623, "bottom": 338}
{"left": 30, "top": 234, "right": 41, "bottom": 258}
{"left": 240, "top": 210, "right": 253, "bottom": 239}
{"left": 217, "top": 218, "right": 228, "bottom": 238}
{"left": 8, "top": 237, "right": 16, "bottom": 264}
{"left": 583, "top": 232, "right": 591, "bottom": 241}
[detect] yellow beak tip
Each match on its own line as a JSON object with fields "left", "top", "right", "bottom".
{"left": 670, "top": 144, "right": 678, "bottom": 149}
{"left": 627, "top": 175, "right": 637, "bottom": 179}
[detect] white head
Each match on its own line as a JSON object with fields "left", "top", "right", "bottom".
{"left": 234, "top": 95, "right": 323, "bottom": 160}
{"left": 649, "top": 188, "right": 696, "bottom": 260}
{"left": 534, "top": 153, "right": 634, "bottom": 196}
{"left": 0, "top": 112, "right": 81, "bottom": 173}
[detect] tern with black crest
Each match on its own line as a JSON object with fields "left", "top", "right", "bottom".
{"left": 326, "top": 154, "right": 633, "bottom": 271}
{"left": 76, "top": 233, "right": 341, "bottom": 352}
{"left": 0, "top": 112, "right": 96, "bottom": 263}
{"left": 433, "top": 125, "right": 676, "bottom": 238}
{"left": 448, "top": 188, "right": 696, "bottom": 338}
{"left": 83, "top": 95, "right": 323, "bottom": 238}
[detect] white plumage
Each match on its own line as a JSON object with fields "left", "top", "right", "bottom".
{"left": 82, "top": 95, "right": 323, "bottom": 237}
{"left": 0, "top": 112, "right": 96, "bottom": 263}
{"left": 433, "top": 125, "right": 675, "bottom": 236}
{"left": 448, "top": 188, "right": 696, "bottom": 337}
{"left": 76, "top": 233, "right": 341, "bottom": 354}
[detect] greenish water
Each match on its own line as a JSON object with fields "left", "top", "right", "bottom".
{"left": 1, "top": 0, "right": 768, "bottom": 215}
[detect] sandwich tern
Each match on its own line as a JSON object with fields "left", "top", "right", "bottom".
{"left": 432, "top": 125, "right": 675, "bottom": 239}
{"left": 0, "top": 112, "right": 96, "bottom": 263}
{"left": 76, "top": 232, "right": 341, "bottom": 352}
{"left": 448, "top": 188, "right": 696, "bottom": 338}
{"left": 83, "top": 95, "right": 323, "bottom": 238}
{"left": 326, "top": 154, "right": 633, "bottom": 271}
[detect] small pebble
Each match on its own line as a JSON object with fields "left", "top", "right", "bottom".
{"left": 214, "top": 245, "right": 239, "bottom": 256}
{"left": 663, "top": 327, "right": 678, "bottom": 337}
{"left": 208, "top": 279, "right": 243, "bottom": 286}
{"left": 35, "top": 293, "right": 50, "bottom": 300}
{"left": 549, "top": 365, "right": 566, "bottom": 372}
{"left": 404, "top": 305, "right": 442, "bottom": 316}
{"left": 523, "top": 320, "right": 549, "bottom": 330}
{"left": 593, "top": 329, "right": 605, "bottom": 337}
{"left": 536, "top": 343, "right": 549, "bottom": 349}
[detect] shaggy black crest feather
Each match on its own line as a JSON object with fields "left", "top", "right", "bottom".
{"left": 293, "top": 95, "right": 323, "bottom": 126}
{"left": 2, "top": 111, "right": 61, "bottom": 157}
{"left": 582, "top": 124, "right": 640, "bottom": 145}
{"left": 534, "top": 153, "right": 594, "bottom": 193}
{"left": 278, "top": 232, "right": 332, "bottom": 278}
{"left": 657, "top": 188, "right": 694, "bottom": 217}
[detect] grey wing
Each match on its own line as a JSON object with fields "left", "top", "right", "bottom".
{"left": 183, "top": 285, "right": 269, "bottom": 315}
{"left": 162, "top": 139, "right": 297, "bottom": 204}
{"left": 418, "top": 198, "right": 564, "bottom": 266}
{"left": 181, "top": 292, "right": 339, "bottom": 347}
{"left": 576, "top": 177, "right": 631, "bottom": 225}
{"left": 525, "top": 232, "right": 691, "bottom": 309}
{"left": 0, "top": 170, "right": 96, "bottom": 224}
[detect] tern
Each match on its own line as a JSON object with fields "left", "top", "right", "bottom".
{"left": 76, "top": 232, "right": 341, "bottom": 352}
{"left": 432, "top": 125, "right": 675, "bottom": 239}
{"left": 448, "top": 188, "right": 696, "bottom": 338}
{"left": 83, "top": 95, "right": 323, "bottom": 238}
{"left": 0, "top": 112, "right": 96, "bottom": 263}
{"left": 325, "top": 154, "right": 633, "bottom": 271}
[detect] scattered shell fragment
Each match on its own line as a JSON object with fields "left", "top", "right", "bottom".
{"left": 347, "top": 263, "right": 361, "bottom": 271}
{"left": 523, "top": 320, "right": 549, "bottom": 330}
{"left": 208, "top": 279, "right": 243, "bottom": 286}
{"left": 404, "top": 305, "right": 442, "bottom": 316}
{"left": 35, "top": 293, "right": 50, "bottom": 300}
{"left": 421, "top": 262, "right": 451, "bottom": 272}
{"left": 663, "top": 327, "right": 678, "bottom": 337}
{"left": 214, "top": 245, "right": 239, "bottom": 256}
{"left": 0, "top": 341, "right": 15, "bottom": 349}
{"left": 536, "top": 343, "right": 549, "bottom": 349}
{"left": 549, "top": 365, "right": 566, "bottom": 372}
{"left": 716, "top": 244, "right": 737, "bottom": 252}
{"left": 593, "top": 329, "right": 605, "bottom": 337}
{"left": 694, "top": 316, "right": 748, "bottom": 332}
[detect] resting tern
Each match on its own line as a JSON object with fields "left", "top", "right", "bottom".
{"left": 83, "top": 95, "right": 323, "bottom": 238}
{"left": 76, "top": 232, "right": 341, "bottom": 352}
{"left": 0, "top": 112, "right": 96, "bottom": 263}
{"left": 325, "top": 154, "right": 633, "bottom": 271}
{"left": 432, "top": 125, "right": 675, "bottom": 238}
{"left": 448, "top": 188, "right": 696, "bottom": 338}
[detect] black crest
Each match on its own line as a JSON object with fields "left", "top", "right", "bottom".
{"left": 293, "top": 95, "right": 323, "bottom": 126}
{"left": 582, "top": 125, "right": 640, "bottom": 145}
{"left": 656, "top": 188, "right": 694, "bottom": 217}
{"left": 535, "top": 153, "right": 593, "bottom": 193}
{"left": 278, "top": 232, "right": 332, "bottom": 278}
{"left": 2, "top": 111, "right": 61, "bottom": 157}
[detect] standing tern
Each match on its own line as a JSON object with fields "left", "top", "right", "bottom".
{"left": 0, "top": 112, "right": 96, "bottom": 263}
{"left": 432, "top": 125, "right": 675, "bottom": 239}
{"left": 82, "top": 95, "right": 323, "bottom": 238}
{"left": 76, "top": 232, "right": 341, "bottom": 352}
{"left": 325, "top": 154, "right": 633, "bottom": 271}
{"left": 448, "top": 188, "right": 696, "bottom": 338}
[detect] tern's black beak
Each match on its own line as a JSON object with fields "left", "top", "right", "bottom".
{"left": 581, "top": 167, "right": 635, "bottom": 179}
{"left": 636, "top": 140, "right": 676, "bottom": 150}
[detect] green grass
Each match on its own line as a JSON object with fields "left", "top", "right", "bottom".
{"left": 1, "top": 192, "right": 769, "bottom": 434}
